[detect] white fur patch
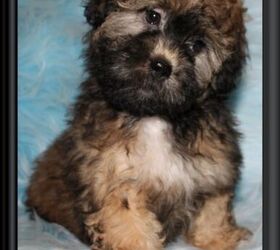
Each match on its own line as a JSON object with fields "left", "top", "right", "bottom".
{"left": 129, "top": 117, "right": 195, "bottom": 192}
{"left": 126, "top": 117, "right": 234, "bottom": 195}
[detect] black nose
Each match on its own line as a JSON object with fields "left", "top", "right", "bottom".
{"left": 150, "top": 58, "right": 172, "bottom": 78}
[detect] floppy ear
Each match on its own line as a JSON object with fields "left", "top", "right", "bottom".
{"left": 84, "top": 0, "right": 117, "bottom": 29}
{"left": 208, "top": 0, "right": 247, "bottom": 96}
{"left": 211, "top": 45, "right": 246, "bottom": 96}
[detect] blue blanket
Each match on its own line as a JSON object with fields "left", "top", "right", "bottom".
{"left": 18, "top": 0, "right": 262, "bottom": 249}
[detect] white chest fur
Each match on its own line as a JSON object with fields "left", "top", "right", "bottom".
{"left": 128, "top": 118, "right": 195, "bottom": 192}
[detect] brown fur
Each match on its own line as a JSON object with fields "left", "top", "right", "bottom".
{"left": 26, "top": 0, "right": 250, "bottom": 249}
{"left": 186, "top": 193, "right": 251, "bottom": 250}
{"left": 27, "top": 99, "right": 249, "bottom": 249}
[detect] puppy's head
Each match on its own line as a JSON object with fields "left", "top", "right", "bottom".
{"left": 84, "top": 0, "right": 246, "bottom": 117}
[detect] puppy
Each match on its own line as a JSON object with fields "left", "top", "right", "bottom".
{"left": 26, "top": 0, "right": 251, "bottom": 249}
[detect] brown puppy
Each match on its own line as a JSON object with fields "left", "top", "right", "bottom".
{"left": 26, "top": 0, "right": 251, "bottom": 249}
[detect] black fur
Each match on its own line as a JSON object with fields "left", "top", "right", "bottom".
{"left": 84, "top": 0, "right": 117, "bottom": 29}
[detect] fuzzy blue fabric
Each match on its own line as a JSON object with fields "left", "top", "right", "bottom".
{"left": 18, "top": 0, "right": 262, "bottom": 249}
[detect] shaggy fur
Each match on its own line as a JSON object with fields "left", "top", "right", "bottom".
{"left": 26, "top": 0, "right": 251, "bottom": 249}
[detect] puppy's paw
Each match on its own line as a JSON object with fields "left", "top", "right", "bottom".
{"left": 85, "top": 215, "right": 106, "bottom": 250}
{"left": 89, "top": 224, "right": 105, "bottom": 250}
{"left": 233, "top": 227, "right": 252, "bottom": 241}
{"left": 196, "top": 227, "right": 252, "bottom": 250}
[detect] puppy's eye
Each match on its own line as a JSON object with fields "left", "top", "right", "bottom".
{"left": 146, "top": 9, "right": 161, "bottom": 25}
{"left": 186, "top": 40, "right": 206, "bottom": 54}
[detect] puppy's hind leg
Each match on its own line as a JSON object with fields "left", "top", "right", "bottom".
{"left": 185, "top": 193, "right": 251, "bottom": 250}
{"left": 85, "top": 187, "right": 164, "bottom": 250}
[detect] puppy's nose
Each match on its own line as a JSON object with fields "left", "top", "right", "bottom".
{"left": 150, "top": 58, "right": 172, "bottom": 78}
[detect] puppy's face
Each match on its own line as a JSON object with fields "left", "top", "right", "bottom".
{"left": 84, "top": 0, "right": 246, "bottom": 117}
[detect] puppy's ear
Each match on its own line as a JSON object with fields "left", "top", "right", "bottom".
{"left": 210, "top": 2, "right": 247, "bottom": 96}
{"left": 84, "top": 0, "right": 117, "bottom": 29}
{"left": 211, "top": 45, "right": 246, "bottom": 95}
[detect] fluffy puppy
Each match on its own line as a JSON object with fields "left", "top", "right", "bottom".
{"left": 26, "top": 0, "right": 251, "bottom": 249}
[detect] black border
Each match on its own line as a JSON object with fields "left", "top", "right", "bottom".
{"left": 1, "top": 0, "right": 9, "bottom": 248}
{"left": 1, "top": 0, "right": 17, "bottom": 249}
{"left": 9, "top": 0, "right": 17, "bottom": 249}
{"left": 263, "top": 0, "right": 280, "bottom": 250}
{"left": 1, "top": 0, "right": 279, "bottom": 249}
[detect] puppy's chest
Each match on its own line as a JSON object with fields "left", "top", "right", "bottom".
{"left": 127, "top": 118, "right": 190, "bottom": 189}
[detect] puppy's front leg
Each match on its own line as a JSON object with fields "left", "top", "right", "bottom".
{"left": 85, "top": 188, "right": 163, "bottom": 250}
{"left": 185, "top": 193, "right": 251, "bottom": 250}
